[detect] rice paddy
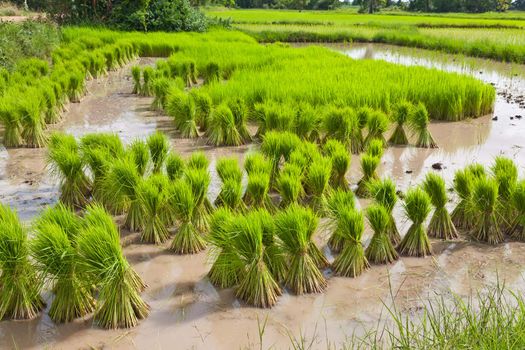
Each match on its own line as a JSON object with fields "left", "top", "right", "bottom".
{"left": 1, "top": 10, "right": 525, "bottom": 350}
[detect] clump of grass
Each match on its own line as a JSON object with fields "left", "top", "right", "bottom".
{"left": 206, "top": 103, "right": 243, "bottom": 146}
{"left": 491, "top": 156, "right": 518, "bottom": 233}
{"left": 131, "top": 66, "right": 141, "bottom": 94}
{"left": 388, "top": 101, "right": 412, "bottom": 145}
{"left": 48, "top": 133, "right": 91, "bottom": 209}
{"left": 0, "top": 204, "right": 44, "bottom": 320}
{"left": 147, "top": 131, "right": 170, "bottom": 173}
{"left": 409, "top": 103, "right": 437, "bottom": 148}
{"left": 423, "top": 172, "right": 458, "bottom": 240}
{"left": 470, "top": 177, "right": 503, "bottom": 245}
{"left": 326, "top": 189, "right": 356, "bottom": 253}
{"left": 332, "top": 209, "right": 369, "bottom": 277}
{"left": 276, "top": 205, "right": 327, "bottom": 295}
{"left": 323, "top": 139, "right": 351, "bottom": 191}
{"left": 76, "top": 204, "right": 149, "bottom": 329}
{"left": 365, "top": 204, "right": 398, "bottom": 264}
{"left": 368, "top": 178, "right": 400, "bottom": 245}
{"left": 137, "top": 175, "right": 172, "bottom": 244}
{"left": 165, "top": 152, "right": 185, "bottom": 181}
{"left": 364, "top": 110, "right": 389, "bottom": 147}
{"left": 511, "top": 181, "right": 525, "bottom": 241}
{"left": 356, "top": 155, "right": 380, "bottom": 198}
{"left": 305, "top": 157, "right": 332, "bottom": 214}
{"left": 31, "top": 205, "right": 94, "bottom": 323}
{"left": 170, "top": 179, "right": 206, "bottom": 254}
{"left": 398, "top": 187, "right": 433, "bottom": 257}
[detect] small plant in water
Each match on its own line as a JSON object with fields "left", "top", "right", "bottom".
{"left": 365, "top": 204, "right": 398, "bottom": 264}
{"left": 423, "top": 172, "right": 458, "bottom": 240}
{"left": 398, "top": 187, "right": 433, "bottom": 257}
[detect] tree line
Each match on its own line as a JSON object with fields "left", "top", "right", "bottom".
{"left": 354, "top": 0, "right": 525, "bottom": 13}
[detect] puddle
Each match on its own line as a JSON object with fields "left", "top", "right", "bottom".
{"left": 1, "top": 46, "right": 525, "bottom": 349}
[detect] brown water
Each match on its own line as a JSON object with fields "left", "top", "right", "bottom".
{"left": 1, "top": 47, "right": 525, "bottom": 349}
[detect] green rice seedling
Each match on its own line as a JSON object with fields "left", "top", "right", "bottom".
{"left": 306, "top": 157, "right": 332, "bottom": 214}
{"left": 141, "top": 67, "right": 155, "bottom": 97}
{"left": 67, "top": 70, "right": 86, "bottom": 103}
{"left": 35, "top": 203, "right": 82, "bottom": 239}
{"left": 245, "top": 166, "right": 274, "bottom": 207}
{"left": 184, "top": 167, "right": 213, "bottom": 232}
{"left": 128, "top": 139, "right": 150, "bottom": 177}
{"left": 76, "top": 204, "right": 149, "bottom": 329}
{"left": 470, "top": 178, "right": 503, "bottom": 245}
{"left": 47, "top": 133, "right": 91, "bottom": 208}
{"left": 131, "top": 66, "right": 141, "bottom": 94}
{"left": 261, "top": 131, "right": 301, "bottom": 185}
{"left": 19, "top": 94, "right": 48, "bottom": 148}
{"left": 326, "top": 189, "right": 356, "bottom": 253}
{"left": 206, "top": 104, "right": 243, "bottom": 146}
{"left": 0, "top": 204, "right": 44, "bottom": 320}
{"left": 409, "top": 103, "right": 437, "bottom": 148}
{"left": 228, "top": 98, "right": 251, "bottom": 143}
{"left": 165, "top": 152, "right": 185, "bottom": 181}
{"left": 295, "top": 103, "right": 321, "bottom": 142}
{"left": 187, "top": 151, "right": 209, "bottom": 170}
{"left": 82, "top": 147, "right": 112, "bottom": 202}
{"left": 166, "top": 90, "right": 199, "bottom": 138}
{"left": 451, "top": 168, "right": 475, "bottom": 230}
{"left": 0, "top": 97, "right": 23, "bottom": 147}
{"left": 356, "top": 155, "right": 380, "bottom": 198}
{"left": 150, "top": 77, "right": 171, "bottom": 111}
{"left": 215, "top": 179, "right": 245, "bottom": 212}
{"left": 31, "top": 215, "right": 94, "bottom": 323}
{"left": 466, "top": 163, "right": 486, "bottom": 179}
{"left": 190, "top": 89, "right": 213, "bottom": 131}
{"left": 491, "top": 156, "right": 518, "bottom": 233}
{"left": 102, "top": 158, "right": 143, "bottom": 231}
{"left": 354, "top": 107, "right": 372, "bottom": 154}
{"left": 216, "top": 157, "right": 242, "bottom": 184}
{"left": 323, "top": 139, "right": 351, "bottom": 191}
{"left": 511, "top": 181, "right": 525, "bottom": 241}
{"left": 137, "top": 176, "right": 171, "bottom": 244}
{"left": 364, "top": 110, "right": 389, "bottom": 147}
{"left": 276, "top": 205, "right": 327, "bottom": 294}
{"left": 203, "top": 62, "right": 220, "bottom": 85}
{"left": 254, "top": 101, "right": 295, "bottom": 137}
{"left": 332, "top": 209, "right": 369, "bottom": 277}
{"left": 80, "top": 133, "right": 125, "bottom": 159}
{"left": 170, "top": 179, "right": 206, "bottom": 254}
{"left": 244, "top": 152, "right": 271, "bottom": 176}
{"left": 255, "top": 209, "right": 287, "bottom": 283}
{"left": 398, "top": 187, "right": 433, "bottom": 257}
{"left": 366, "top": 138, "right": 384, "bottom": 158}
{"left": 147, "top": 131, "right": 170, "bottom": 173}
{"left": 368, "top": 178, "right": 401, "bottom": 245}
{"left": 365, "top": 204, "right": 398, "bottom": 264}
{"left": 323, "top": 106, "right": 357, "bottom": 150}
{"left": 276, "top": 172, "right": 302, "bottom": 208}
{"left": 388, "top": 101, "right": 412, "bottom": 145}
{"left": 41, "top": 81, "right": 60, "bottom": 124}
{"left": 231, "top": 213, "right": 282, "bottom": 308}
{"left": 423, "top": 173, "right": 458, "bottom": 240}
{"left": 206, "top": 208, "right": 242, "bottom": 288}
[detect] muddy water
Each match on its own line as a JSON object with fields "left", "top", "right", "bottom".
{"left": 1, "top": 48, "right": 525, "bottom": 349}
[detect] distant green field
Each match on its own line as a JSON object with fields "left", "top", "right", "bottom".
{"left": 206, "top": 8, "right": 525, "bottom": 63}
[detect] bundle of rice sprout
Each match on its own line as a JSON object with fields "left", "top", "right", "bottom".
{"left": 510, "top": 180, "right": 525, "bottom": 241}
{"left": 228, "top": 98, "right": 251, "bottom": 144}
{"left": 451, "top": 169, "right": 475, "bottom": 230}
{"left": 184, "top": 166, "right": 213, "bottom": 232}
{"left": 364, "top": 110, "right": 389, "bottom": 147}
{"left": 323, "top": 139, "right": 351, "bottom": 191}
{"left": 147, "top": 131, "right": 170, "bottom": 174}
{"left": 423, "top": 173, "right": 458, "bottom": 240}
{"left": 305, "top": 157, "right": 332, "bottom": 214}
{"left": 323, "top": 106, "right": 357, "bottom": 150}
{"left": 295, "top": 103, "right": 321, "bottom": 142}
{"left": 206, "top": 104, "right": 243, "bottom": 146}
{"left": 165, "top": 152, "right": 185, "bottom": 181}
{"left": 470, "top": 177, "right": 503, "bottom": 245}
{"left": 166, "top": 90, "right": 199, "bottom": 138}
{"left": 409, "top": 103, "right": 437, "bottom": 148}
{"left": 131, "top": 66, "right": 141, "bottom": 94}
{"left": 366, "top": 139, "right": 384, "bottom": 158}
{"left": 128, "top": 139, "right": 150, "bottom": 177}
{"left": 190, "top": 89, "right": 213, "bottom": 131}
{"left": 332, "top": 209, "right": 369, "bottom": 277}
{"left": 365, "top": 204, "right": 398, "bottom": 264}
{"left": 397, "top": 187, "right": 432, "bottom": 257}
{"left": 137, "top": 175, "right": 172, "bottom": 244}
{"left": 368, "top": 178, "right": 401, "bottom": 245}
{"left": 326, "top": 189, "right": 356, "bottom": 253}
{"left": 491, "top": 156, "right": 518, "bottom": 233}
{"left": 356, "top": 155, "right": 380, "bottom": 198}
{"left": 388, "top": 101, "right": 412, "bottom": 145}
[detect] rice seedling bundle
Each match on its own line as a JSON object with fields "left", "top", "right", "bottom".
{"left": 18, "top": 91, "right": 48, "bottom": 148}
{"left": 150, "top": 77, "right": 171, "bottom": 111}
{"left": 364, "top": 110, "right": 389, "bottom": 147}
{"left": 451, "top": 168, "right": 475, "bottom": 230}
{"left": 187, "top": 151, "right": 209, "bottom": 170}
{"left": 184, "top": 166, "right": 213, "bottom": 232}
{"left": 131, "top": 66, "right": 141, "bottom": 94}
{"left": 511, "top": 181, "right": 525, "bottom": 241}
{"left": 366, "top": 138, "right": 384, "bottom": 158}
{"left": 128, "top": 139, "right": 150, "bottom": 177}
{"left": 305, "top": 157, "right": 332, "bottom": 214}
{"left": 254, "top": 209, "right": 287, "bottom": 283}
{"left": 137, "top": 176, "right": 172, "bottom": 244}
{"left": 332, "top": 209, "right": 370, "bottom": 277}
{"left": 365, "top": 204, "right": 399, "bottom": 264}
{"left": 276, "top": 171, "right": 303, "bottom": 208}
{"left": 216, "top": 157, "right": 243, "bottom": 183}
{"left": 48, "top": 133, "right": 91, "bottom": 208}
{"left": 102, "top": 158, "right": 143, "bottom": 231}
{"left": 470, "top": 177, "right": 503, "bottom": 245}
{"left": 229, "top": 213, "right": 282, "bottom": 308}
{"left": 326, "top": 189, "right": 356, "bottom": 253}
{"left": 354, "top": 107, "right": 372, "bottom": 154}
{"left": 81, "top": 133, "right": 125, "bottom": 159}
{"left": 255, "top": 100, "right": 295, "bottom": 137}
{"left": 388, "top": 101, "right": 412, "bottom": 145}
{"left": 76, "top": 204, "right": 149, "bottom": 329}
{"left": 409, "top": 103, "right": 437, "bottom": 148}
{"left": 356, "top": 154, "right": 380, "bottom": 198}
{"left": 206, "top": 208, "right": 242, "bottom": 288}
{"left": 491, "top": 156, "right": 518, "bottom": 233}
{"left": 295, "top": 103, "right": 321, "bottom": 142}
{"left": 165, "top": 152, "right": 185, "bottom": 181}
{"left": 323, "top": 106, "right": 357, "bottom": 150}
{"left": 261, "top": 131, "right": 301, "bottom": 185}
{"left": 147, "top": 131, "right": 170, "bottom": 173}
{"left": 228, "top": 98, "right": 252, "bottom": 143}
{"left": 244, "top": 152, "right": 272, "bottom": 176}
{"left": 189, "top": 89, "right": 213, "bottom": 131}
{"left": 206, "top": 103, "right": 243, "bottom": 146}
{"left": 368, "top": 178, "right": 401, "bottom": 245}
{"left": 166, "top": 90, "right": 199, "bottom": 138}
{"left": 0, "top": 95, "right": 23, "bottom": 147}
{"left": 323, "top": 139, "right": 351, "bottom": 191}
{"left": 0, "top": 204, "right": 44, "bottom": 320}
{"left": 275, "top": 205, "right": 327, "bottom": 294}
{"left": 423, "top": 173, "right": 458, "bottom": 240}
{"left": 31, "top": 205, "right": 94, "bottom": 323}
{"left": 398, "top": 187, "right": 433, "bottom": 257}
{"left": 244, "top": 171, "right": 274, "bottom": 210}
{"left": 141, "top": 67, "right": 155, "bottom": 97}
{"left": 203, "top": 62, "right": 220, "bottom": 85}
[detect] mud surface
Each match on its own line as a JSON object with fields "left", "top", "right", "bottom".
{"left": 0, "top": 48, "right": 525, "bottom": 349}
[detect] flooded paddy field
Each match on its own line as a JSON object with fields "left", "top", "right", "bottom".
{"left": 1, "top": 44, "right": 525, "bottom": 349}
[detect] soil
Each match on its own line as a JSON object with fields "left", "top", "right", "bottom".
{"left": 0, "top": 46, "right": 525, "bottom": 349}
